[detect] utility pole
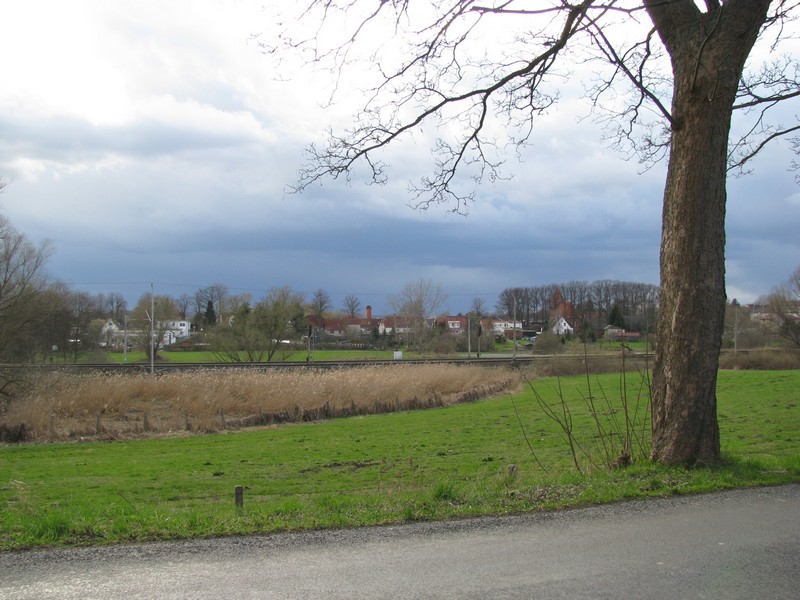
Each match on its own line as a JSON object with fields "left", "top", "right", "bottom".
{"left": 123, "top": 312, "right": 128, "bottom": 365}
{"left": 467, "top": 314, "right": 471, "bottom": 359}
{"left": 513, "top": 297, "right": 517, "bottom": 360}
{"left": 150, "top": 282, "right": 155, "bottom": 376}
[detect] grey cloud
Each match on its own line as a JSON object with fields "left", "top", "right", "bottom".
{"left": 0, "top": 112, "right": 267, "bottom": 166}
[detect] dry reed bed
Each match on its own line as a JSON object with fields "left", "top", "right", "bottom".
{"left": 2, "top": 364, "right": 519, "bottom": 442}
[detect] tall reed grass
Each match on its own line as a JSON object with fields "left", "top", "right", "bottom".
{"left": 718, "top": 348, "right": 800, "bottom": 370}
{"left": 2, "top": 365, "right": 518, "bottom": 442}
{"left": 526, "top": 351, "right": 652, "bottom": 378}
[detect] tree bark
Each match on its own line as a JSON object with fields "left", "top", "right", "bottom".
{"left": 647, "top": 0, "right": 770, "bottom": 464}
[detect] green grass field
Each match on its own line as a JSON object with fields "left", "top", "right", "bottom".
{"left": 2, "top": 370, "right": 798, "bottom": 550}
{"left": 86, "top": 339, "right": 651, "bottom": 364}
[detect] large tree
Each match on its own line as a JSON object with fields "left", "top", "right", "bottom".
{"left": 0, "top": 215, "right": 53, "bottom": 362}
{"left": 268, "top": 1, "right": 798, "bottom": 465}
{"left": 309, "top": 288, "right": 333, "bottom": 331}
{"left": 210, "top": 301, "right": 269, "bottom": 363}
{"left": 257, "top": 287, "right": 308, "bottom": 361}
{"left": 0, "top": 213, "right": 54, "bottom": 397}
{"left": 343, "top": 294, "right": 362, "bottom": 319}
{"left": 194, "top": 284, "right": 228, "bottom": 326}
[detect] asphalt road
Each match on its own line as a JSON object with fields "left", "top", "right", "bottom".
{"left": 2, "top": 484, "right": 798, "bottom": 599}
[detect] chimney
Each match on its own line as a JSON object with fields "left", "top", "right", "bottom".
{"left": 366, "top": 305, "right": 373, "bottom": 321}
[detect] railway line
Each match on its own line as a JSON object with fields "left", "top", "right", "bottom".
{"left": 1, "top": 352, "right": 657, "bottom": 373}
{"left": 1, "top": 356, "right": 536, "bottom": 373}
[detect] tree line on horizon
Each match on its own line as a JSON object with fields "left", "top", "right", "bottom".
{"left": 495, "top": 281, "right": 661, "bottom": 339}
{"left": 0, "top": 209, "right": 797, "bottom": 373}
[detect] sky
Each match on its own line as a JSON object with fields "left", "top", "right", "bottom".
{"left": 0, "top": 1, "right": 798, "bottom": 317}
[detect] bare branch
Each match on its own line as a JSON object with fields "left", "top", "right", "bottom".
{"left": 271, "top": 0, "right": 798, "bottom": 211}
{"left": 586, "top": 18, "right": 672, "bottom": 124}
{"left": 728, "top": 53, "right": 800, "bottom": 171}
{"left": 729, "top": 123, "right": 800, "bottom": 173}
{"left": 292, "top": 0, "right": 599, "bottom": 213}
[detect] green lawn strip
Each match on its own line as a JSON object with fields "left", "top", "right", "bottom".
{"left": 2, "top": 370, "right": 798, "bottom": 550}
{"left": 80, "top": 343, "right": 653, "bottom": 365}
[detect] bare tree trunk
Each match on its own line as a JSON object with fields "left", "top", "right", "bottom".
{"left": 648, "top": 0, "right": 769, "bottom": 464}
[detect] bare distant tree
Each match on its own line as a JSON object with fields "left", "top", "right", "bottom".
{"left": 208, "top": 283, "right": 228, "bottom": 323}
{"left": 0, "top": 215, "right": 53, "bottom": 367}
{"left": 390, "top": 279, "right": 447, "bottom": 351}
{"left": 194, "top": 284, "right": 228, "bottom": 325}
{"left": 0, "top": 198, "right": 54, "bottom": 396}
{"left": 343, "top": 294, "right": 362, "bottom": 318}
{"left": 268, "top": 1, "right": 800, "bottom": 464}
{"left": 562, "top": 280, "right": 591, "bottom": 327}
{"left": 495, "top": 288, "right": 515, "bottom": 320}
{"left": 211, "top": 302, "right": 261, "bottom": 363}
{"left": 495, "top": 287, "right": 537, "bottom": 323}
{"left": 224, "top": 293, "right": 253, "bottom": 318}
{"left": 212, "top": 286, "right": 306, "bottom": 363}
{"left": 64, "top": 291, "right": 104, "bottom": 360}
{"left": 723, "top": 299, "right": 762, "bottom": 351}
{"left": 97, "top": 291, "right": 127, "bottom": 322}
{"left": 309, "top": 288, "right": 332, "bottom": 327}
{"left": 176, "top": 293, "right": 193, "bottom": 320}
{"left": 768, "top": 266, "right": 800, "bottom": 348}
{"left": 525, "top": 285, "right": 552, "bottom": 327}
{"left": 469, "top": 297, "right": 487, "bottom": 318}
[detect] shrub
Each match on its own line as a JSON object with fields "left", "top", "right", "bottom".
{"left": 718, "top": 349, "right": 800, "bottom": 370}
{"left": 526, "top": 352, "right": 651, "bottom": 379}
{"left": 531, "top": 331, "right": 565, "bottom": 354}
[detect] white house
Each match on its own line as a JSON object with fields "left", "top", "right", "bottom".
{"left": 493, "top": 320, "right": 522, "bottom": 334}
{"left": 552, "top": 317, "right": 574, "bottom": 336}
{"left": 100, "top": 318, "right": 191, "bottom": 348}
{"left": 160, "top": 320, "right": 191, "bottom": 341}
{"left": 446, "top": 319, "right": 463, "bottom": 332}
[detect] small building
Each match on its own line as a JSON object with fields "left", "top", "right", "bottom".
{"left": 100, "top": 318, "right": 191, "bottom": 349}
{"left": 604, "top": 324, "right": 642, "bottom": 342}
{"left": 552, "top": 317, "right": 574, "bottom": 336}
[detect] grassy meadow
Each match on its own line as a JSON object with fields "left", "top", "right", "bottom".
{"left": 1, "top": 368, "right": 799, "bottom": 550}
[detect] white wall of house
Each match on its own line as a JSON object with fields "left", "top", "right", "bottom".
{"left": 552, "top": 317, "right": 574, "bottom": 336}
{"left": 161, "top": 320, "right": 191, "bottom": 339}
{"left": 100, "top": 319, "right": 191, "bottom": 348}
{"left": 493, "top": 320, "right": 521, "bottom": 333}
